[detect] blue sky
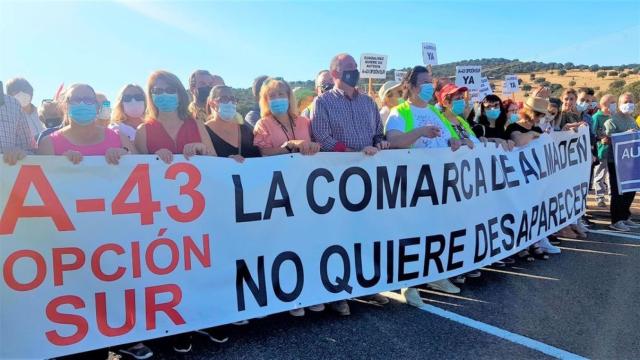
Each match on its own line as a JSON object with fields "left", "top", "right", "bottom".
{"left": 1, "top": 0, "right": 639, "bottom": 104}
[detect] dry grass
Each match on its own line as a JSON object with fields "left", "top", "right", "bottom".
{"left": 491, "top": 69, "right": 640, "bottom": 102}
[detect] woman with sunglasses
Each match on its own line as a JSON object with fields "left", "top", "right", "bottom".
{"left": 36, "top": 83, "right": 134, "bottom": 164}
{"left": 253, "top": 78, "right": 320, "bottom": 157}
{"left": 472, "top": 94, "right": 515, "bottom": 150}
{"left": 110, "top": 84, "right": 146, "bottom": 141}
{"left": 205, "top": 85, "right": 260, "bottom": 162}
{"left": 135, "top": 70, "right": 216, "bottom": 163}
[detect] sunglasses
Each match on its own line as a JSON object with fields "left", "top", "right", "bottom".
{"left": 68, "top": 96, "right": 97, "bottom": 105}
{"left": 122, "top": 94, "right": 145, "bottom": 102}
{"left": 151, "top": 86, "right": 178, "bottom": 95}
{"left": 215, "top": 96, "right": 238, "bottom": 104}
{"left": 320, "top": 83, "right": 333, "bottom": 93}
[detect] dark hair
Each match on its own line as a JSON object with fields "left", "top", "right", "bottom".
{"left": 5, "top": 77, "right": 33, "bottom": 96}
{"left": 549, "top": 97, "right": 562, "bottom": 107}
{"left": 402, "top": 66, "right": 430, "bottom": 100}
{"left": 478, "top": 94, "right": 506, "bottom": 129}
{"left": 252, "top": 75, "right": 269, "bottom": 99}
{"left": 189, "top": 70, "right": 212, "bottom": 91}
{"left": 578, "top": 87, "right": 595, "bottom": 96}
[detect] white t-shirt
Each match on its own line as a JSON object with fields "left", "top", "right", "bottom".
{"left": 109, "top": 122, "right": 137, "bottom": 141}
{"left": 385, "top": 104, "right": 450, "bottom": 148}
{"left": 379, "top": 106, "right": 391, "bottom": 127}
{"left": 25, "top": 109, "right": 44, "bottom": 139}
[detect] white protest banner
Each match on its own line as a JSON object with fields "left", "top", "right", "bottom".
{"left": 360, "top": 53, "right": 388, "bottom": 79}
{"left": 395, "top": 70, "right": 408, "bottom": 82}
{"left": 422, "top": 42, "right": 438, "bottom": 65}
{"left": 503, "top": 74, "right": 520, "bottom": 95}
{"left": 455, "top": 65, "right": 482, "bottom": 90}
{"left": 0, "top": 128, "right": 591, "bottom": 359}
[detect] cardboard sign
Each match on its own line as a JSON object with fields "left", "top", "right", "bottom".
{"left": 360, "top": 53, "right": 388, "bottom": 79}
{"left": 394, "top": 70, "right": 407, "bottom": 82}
{"left": 422, "top": 42, "right": 438, "bottom": 65}
{"left": 503, "top": 75, "right": 519, "bottom": 94}
{"left": 455, "top": 66, "right": 482, "bottom": 90}
{"left": 612, "top": 132, "right": 640, "bottom": 193}
{"left": 478, "top": 76, "right": 493, "bottom": 100}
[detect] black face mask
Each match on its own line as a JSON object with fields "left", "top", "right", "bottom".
{"left": 341, "top": 70, "right": 360, "bottom": 88}
{"left": 320, "top": 83, "right": 333, "bottom": 93}
{"left": 45, "top": 117, "right": 62, "bottom": 128}
{"left": 196, "top": 86, "right": 212, "bottom": 104}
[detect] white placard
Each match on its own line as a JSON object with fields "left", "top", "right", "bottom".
{"left": 360, "top": 53, "right": 388, "bottom": 79}
{"left": 394, "top": 70, "right": 408, "bottom": 82}
{"left": 455, "top": 65, "right": 482, "bottom": 90}
{"left": 421, "top": 42, "right": 438, "bottom": 65}
{"left": 503, "top": 74, "right": 519, "bottom": 94}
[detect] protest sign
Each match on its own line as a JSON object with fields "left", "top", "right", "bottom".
{"left": 503, "top": 75, "right": 520, "bottom": 95}
{"left": 360, "top": 53, "right": 388, "bottom": 79}
{"left": 422, "top": 42, "right": 438, "bottom": 66}
{"left": 455, "top": 66, "right": 482, "bottom": 90}
{"left": 611, "top": 131, "right": 640, "bottom": 193}
{"left": 395, "top": 70, "right": 408, "bottom": 82}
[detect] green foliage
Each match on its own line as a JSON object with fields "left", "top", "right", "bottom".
{"left": 534, "top": 77, "right": 546, "bottom": 84}
{"left": 522, "top": 84, "right": 532, "bottom": 91}
{"left": 620, "top": 73, "right": 629, "bottom": 78}
{"left": 558, "top": 69, "right": 567, "bottom": 75}
{"left": 596, "top": 71, "right": 607, "bottom": 78}
{"left": 610, "top": 80, "right": 626, "bottom": 89}
{"left": 589, "top": 65, "right": 600, "bottom": 72}
{"left": 608, "top": 71, "right": 619, "bottom": 76}
{"left": 568, "top": 81, "right": 577, "bottom": 87}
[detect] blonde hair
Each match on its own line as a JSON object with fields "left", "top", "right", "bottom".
{"left": 259, "top": 78, "right": 298, "bottom": 120}
{"left": 112, "top": 84, "right": 146, "bottom": 124}
{"left": 619, "top": 92, "right": 635, "bottom": 103}
{"left": 145, "top": 70, "right": 191, "bottom": 121}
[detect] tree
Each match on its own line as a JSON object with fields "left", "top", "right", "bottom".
{"left": 620, "top": 73, "right": 629, "bottom": 78}
{"left": 564, "top": 62, "right": 575, "bottom": 69}
{"left": 550, "top": 83, "right": 563, "bottom": 92}
{"left": 530, "top": 73, "right": 536, "bottom": 80}
{"left": 610, "top": 80, "right": 626, "bottom": 89}
{"left": 569, "top": 81, "right": 577, "bottom": 87}
{"left": 534, "top": 77, "right": 546, "bottom": 84}
{"left": 589, "top": 64, "right": 600, "bottom": 72}
{"left": 597, "top": 71, "right": 607, "bottom": 78}
{"left": 608, "top": 71, "right": 619, "bottom": 76}
{"left": 558, "top": 69, "right": 567, "bottom": 76}
{"left": 522, "top": 84, "right": 532, "bottom": 91}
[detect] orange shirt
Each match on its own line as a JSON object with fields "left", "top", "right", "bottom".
{"left": 253, "top": 115, "right": 312, "bottom": 149}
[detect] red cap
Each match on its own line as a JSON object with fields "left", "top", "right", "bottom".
{"left": 436, "top": 83, "right": 468, "bottom": 104}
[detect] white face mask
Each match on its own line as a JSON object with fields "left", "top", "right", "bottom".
{"left": 123, "top": 100, "right": 145, "bottom": 118}
{"left": 619, "top": 103, "right": 636, "bottom": 115}
{"left": 590, "top": 101, "right": 598, "bottom": 110}
{"left": 608, "top": 103, "right": 617, "bottom": 114}
{"left": 14, "top": 92, "right": 32, "bottom": 107}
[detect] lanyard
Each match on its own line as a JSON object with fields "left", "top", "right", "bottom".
{"left": 275, "top": 115, "right": 296, "bottom": 141}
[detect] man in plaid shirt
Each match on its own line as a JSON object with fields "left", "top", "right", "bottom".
{"left": 1, "top": 83, "right": 36, "bottom": 165}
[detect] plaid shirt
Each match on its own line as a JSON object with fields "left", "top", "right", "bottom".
{"left": 310, "top": 88, "right": 383, "bottom": 151}
{"left": 0, "top": 95, "right": 36, "bottom": 153}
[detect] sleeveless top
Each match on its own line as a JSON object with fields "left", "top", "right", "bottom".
{"left": 50, "top": 127, "right": 122, "bottom": 155}
{"left": 144, "top": 117, "right": 201, "bottom": 154}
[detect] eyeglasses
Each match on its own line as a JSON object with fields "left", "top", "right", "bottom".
{"left": 215, "top": 96, "right": 238, "bottom": 104}
{"left": 151, "top": 86, "right": 178, "bottom": 95}
{"left": 68, "top": 96, "right": 97, "bottom": 105}
{"left": 122, "top": 94, "right": 145, "bottom": 102}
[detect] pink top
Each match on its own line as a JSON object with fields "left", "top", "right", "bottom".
{"left": 50, "top": 127, "right": 122, "bottom": 155}
{"left": 253, "top": 115, "right": 312, "bottom": 148}
{"left": 144, "top": 117, "right": 201, "bottom": 154}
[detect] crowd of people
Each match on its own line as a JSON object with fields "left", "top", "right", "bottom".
{"left": 1, "top": 53, "right": 639, "bottom": 359}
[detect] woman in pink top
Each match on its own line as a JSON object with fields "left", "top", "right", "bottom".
{"left": 135, "top": 70, "right": 215, "bottom": 164}
{"left": 37, "top": 83, "right": 135, "bottom": 164}
{"left": 253, "top": 78, "right": 320, "bottom": 156}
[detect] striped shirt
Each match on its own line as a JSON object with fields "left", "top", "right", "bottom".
{"left": 0, "top": 95, "right": 36, "bottom": 153}
{"left": 310, "top": 88, "right": 383, "bottom": 151}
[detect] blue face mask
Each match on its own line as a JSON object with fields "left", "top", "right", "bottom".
{"left": 269, "top": 98, "right": 289, "bottom": 115}
{"left": 576, "top": 102, "right": 589, "bottom": 112}
{"left": 418, "top": 83, "right": 435, "bottom": 102}
{"left": 68, "top": 103, "right": 97, "bottom": 125}
{"left": 486, "top": 108, "right": 501, "bottom": 120}
{"left": 218, "top": 102, "right": 237, "bottom": 121}
{"left": 152, "top": 93, "right": 179, "bottom": 113}
{"left": 509, "top": 113, "right": 519, "bottom": 123}
{"left": 451, "top": 99, "right": 465, "bottom": 115}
